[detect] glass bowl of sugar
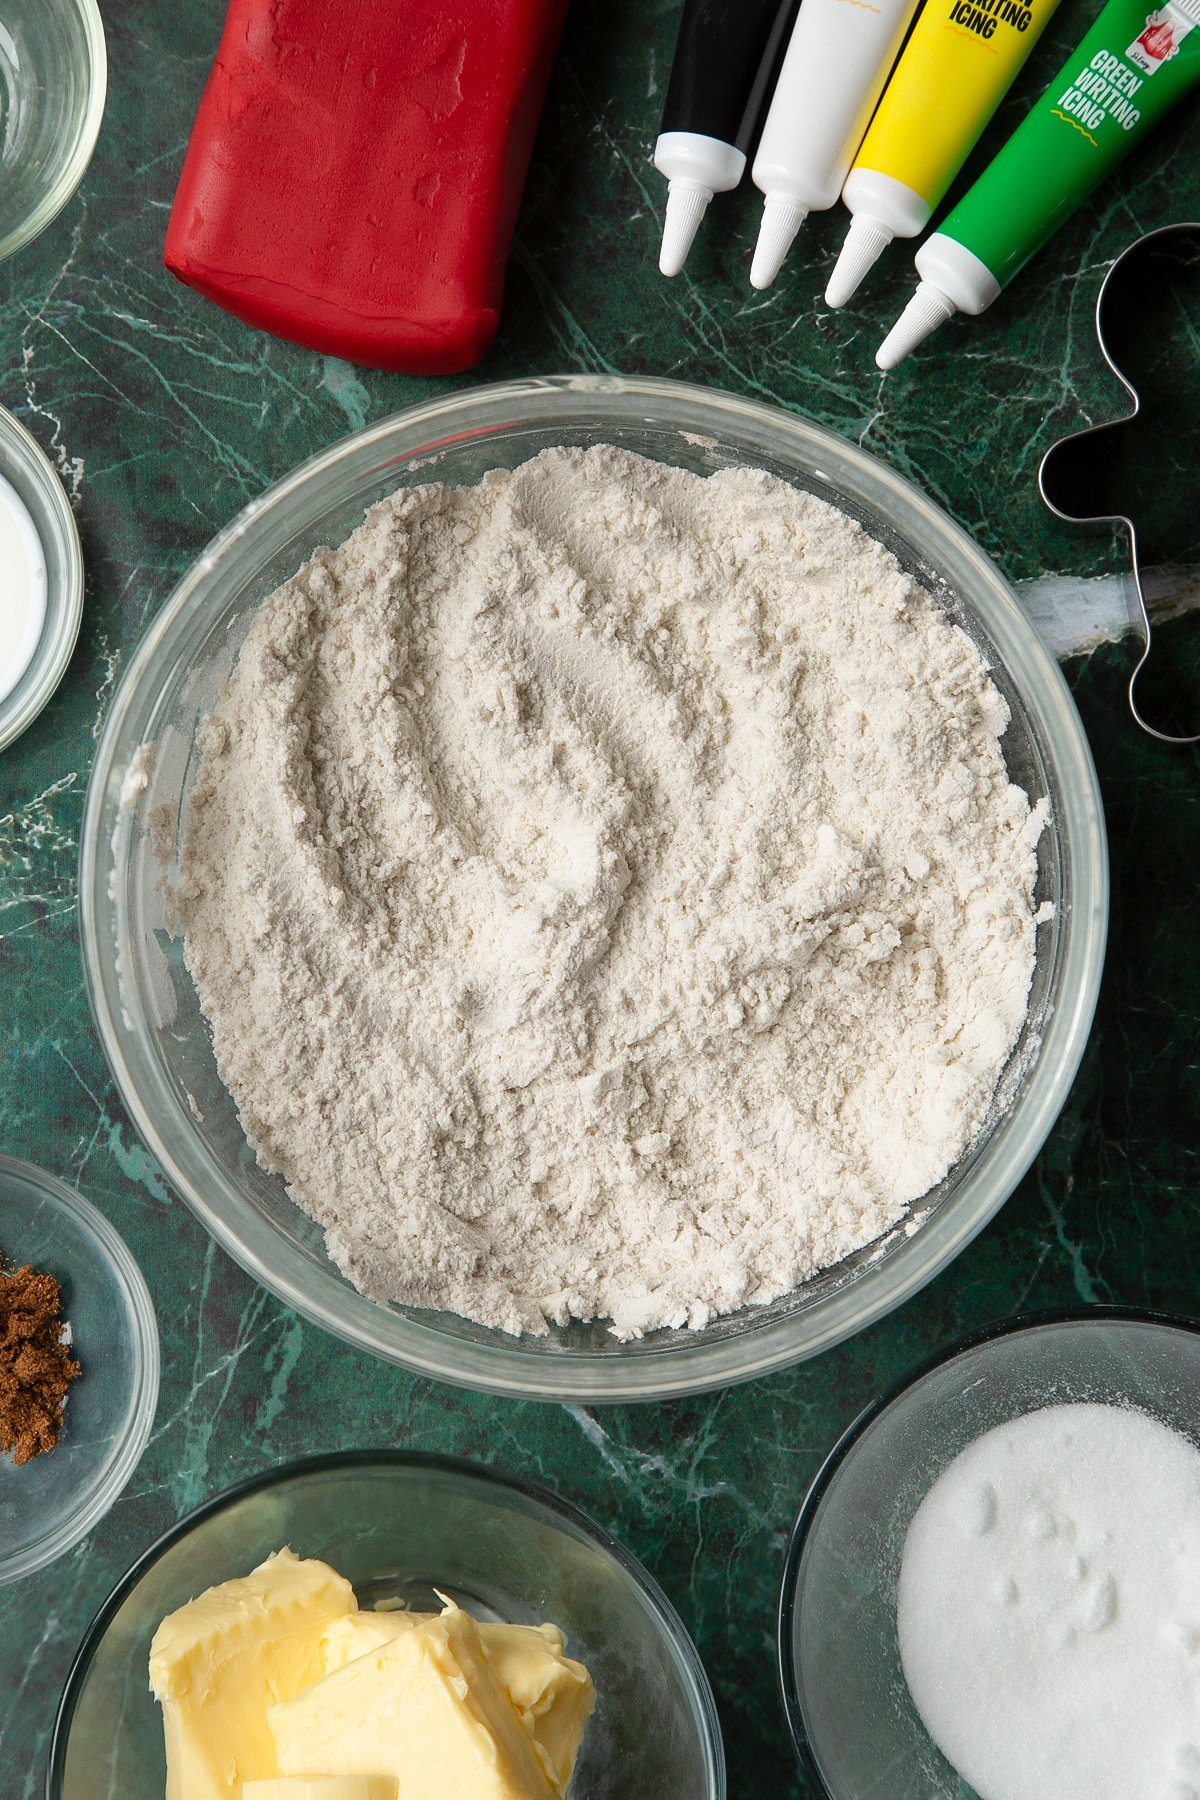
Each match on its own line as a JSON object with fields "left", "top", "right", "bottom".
{"left": 779, "top": 1306, "right": 1200, "bottom": 1800}
{"left": 78, "top": 374, "right": 1108, "bottom": 1403}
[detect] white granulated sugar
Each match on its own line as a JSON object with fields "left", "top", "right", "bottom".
{"left": 174, "top": 445, "right": 1043, "bottom": 1338}
{"left": 898, "top": 1403, "right": 1200, "bottom": 1800}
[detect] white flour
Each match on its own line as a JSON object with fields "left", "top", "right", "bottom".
{"left": 174, "top": 446, "right": 1044, "bottom": 1338}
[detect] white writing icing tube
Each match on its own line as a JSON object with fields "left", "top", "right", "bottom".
{"left": 750, "top": 0, "right": 923, "bottom": 288}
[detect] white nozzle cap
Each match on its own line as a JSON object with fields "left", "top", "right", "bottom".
{"left": 825, "top": 216, "right": 895, "bottom": 308}
{"left": 750, "top": 196, "right": 809, "bottom": 290}
{"left": 876, "top": 281, "right": 957, "bottom": 370}
{"left": 659, "top": 183, "right": 712, "bottom": 278}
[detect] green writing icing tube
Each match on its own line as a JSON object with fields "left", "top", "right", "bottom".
{"left": 877, "top": 0, "right": 1200, "bottom": 367}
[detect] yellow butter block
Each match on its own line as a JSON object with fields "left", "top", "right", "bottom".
{"left": 319, "top": 1609, "right": 594, "bottom": 1791}
{"left": 242, "top": 1780, "right": 396, "bottom": 1800}
{"left": 148, "top": 1548, "right": 356, "bottom": 1800}
{"left": 270, "top": 1602, "right": 562, "bottom": 1800}
{"left": 476, "top": 1621, "right": 594, "bottom": 1793}
{"left": 317, "top": 1610, "right": 421, "bottom": 1670}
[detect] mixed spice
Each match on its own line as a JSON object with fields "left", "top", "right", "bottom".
{"left": 0, "top": 1261, "right": 81, "bottom": 1465}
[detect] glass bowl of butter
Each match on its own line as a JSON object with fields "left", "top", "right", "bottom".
{"left": 79, "top": 373, "right": 1108, "bottom": 1403}
{"left": 48, "top": 1450, "right": 725, "bottom": 1800}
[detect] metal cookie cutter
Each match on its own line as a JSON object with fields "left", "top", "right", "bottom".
{"left": 1039, "top": 222, "right": 1200, "bottom": 746}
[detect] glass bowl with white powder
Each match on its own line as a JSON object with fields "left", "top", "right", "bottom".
{"left": 778, "top": 1306, "right": 1200, "bottom": 1800}
{"left": 78, "top": 375, "right": 1107, "bottom": 1402}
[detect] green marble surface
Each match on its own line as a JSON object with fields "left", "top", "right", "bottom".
{"left": 2, "top": 1, "right": 1199, "bottom": 1794}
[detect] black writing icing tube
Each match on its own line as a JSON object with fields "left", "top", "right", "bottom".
{"left": 654, "top": 0, "right": 799, "bottom": 276}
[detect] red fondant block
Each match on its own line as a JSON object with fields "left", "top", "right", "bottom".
{"left": 165, "top": 0, "right": 568, "bottom": 373}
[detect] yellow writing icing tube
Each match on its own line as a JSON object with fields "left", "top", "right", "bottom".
{"left": 825, "top": 0, "right": 1063, "bottom": 304}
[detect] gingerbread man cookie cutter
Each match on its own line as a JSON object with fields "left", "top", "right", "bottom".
{"left": 1039, "top": 221, "right": 1200, "bottom": 746}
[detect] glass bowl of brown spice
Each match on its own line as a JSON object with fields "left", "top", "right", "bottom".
{"left": 0, "top": 1156, "right": 158, "bottom": 1585}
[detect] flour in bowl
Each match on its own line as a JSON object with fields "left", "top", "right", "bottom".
{"left": 174, "top": 446, "right": 1045, "bottom": 1338}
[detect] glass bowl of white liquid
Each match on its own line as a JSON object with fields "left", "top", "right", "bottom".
{"left": 0, "top": 405, "right": 84, "bottom": 751}
{"left": 79, "top": 375, "right": 1107, "bottom": 1403}
{"left": 0, "top": 0, "right": 106, "bottom": 262}
{"left": 778, "top": 1306, "right": 1200, "bottom": 1799}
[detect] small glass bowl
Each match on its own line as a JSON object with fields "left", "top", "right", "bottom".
{"left": 49, "top": 1450, "right": 726, "bottom": 1800}
{"left": 0, "top": 1157, "right": 159, "bottom": 1585}
{"left": 777, "top": 1307, "right": 1200, "bottom": 1798}
{"left": 79, "top": 375, "right": 1108, "bottom": 1402}
{"left": 0, "top": 0, "right": 106, "bottom": 262}
{"left": 0, "top": 406, "right": 84, "bottom": 752}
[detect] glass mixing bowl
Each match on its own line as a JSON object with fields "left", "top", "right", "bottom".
{"left": 78, "top": 375, "right": 1108, "bottom": 1402}
{"left": 0, "top": 0, "right": 106, "bottom": 263}
{"left": 777, "top": 1307, "right": 1200, "bottom": 1799}
{"left": 0, "top": 1156, "right": 158, "bottom": 1584}
{"left": 48, "top": 1451, "right": 725, "bottom": 1800}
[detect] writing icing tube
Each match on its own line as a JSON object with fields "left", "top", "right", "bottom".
{"left": 826, "top": 0, "right": 1063, "bottom": 305}
{"left": 878, "top": 0, "right": 1200, "bottom": 366}
{"left": 749, "top": 0, "right": 922, "bottom": 289}
{"left": 654, "top": 0, "right": 799, "bottom": 276}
